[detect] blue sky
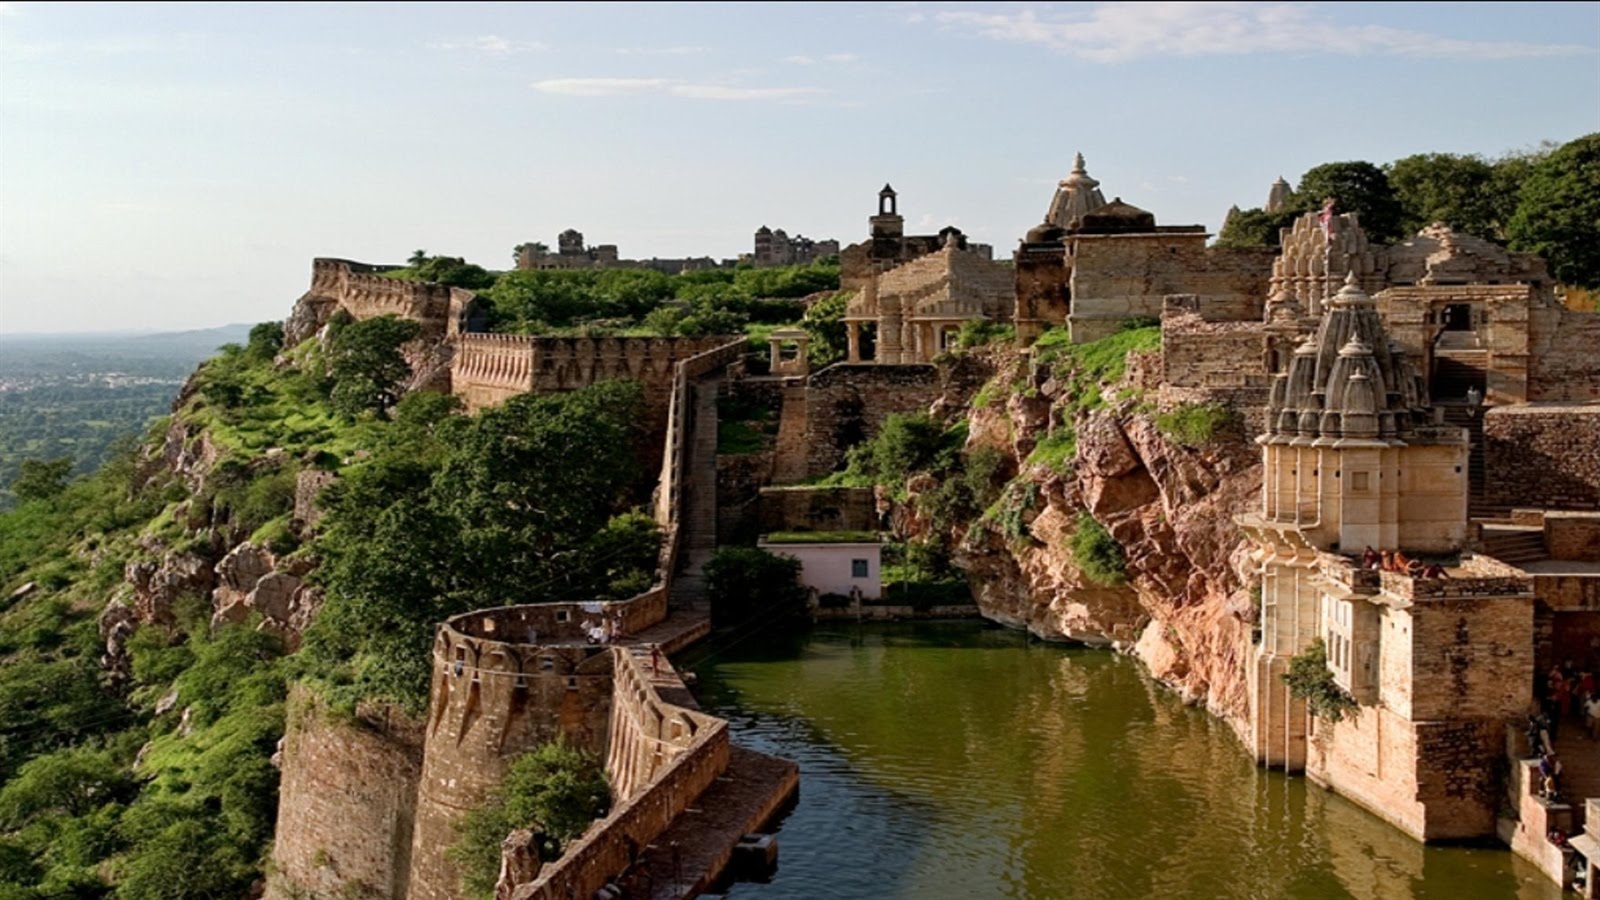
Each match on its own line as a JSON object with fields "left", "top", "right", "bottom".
{"left": 1, "top": 1, "right": 1596, "bottom": 333}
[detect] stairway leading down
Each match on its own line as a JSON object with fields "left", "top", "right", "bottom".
{"left": 669, "top": 376, "right": 720, "bottom": 611}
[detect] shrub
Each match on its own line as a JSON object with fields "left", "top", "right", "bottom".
{"left": 704, "top": 547, "right": 806, "bottom": 625}
{"left": 1284, "top": 638, "right": 1359, "bottom": 722}
{"left": 1070, "top": 513, "right": 1126, "bottom": 586}
{"left": 450, "top": 741, "right": 610, "bottom": 900}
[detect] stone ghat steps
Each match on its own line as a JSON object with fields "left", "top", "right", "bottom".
{"left": 1551, "top": 732, "right": 1600, "bottom": 829}
{"left": 1481, "top": 529, "right": 1549, "bottom": 565}
{"left": 623, "top": 746, "right": 799, "bottom": 900}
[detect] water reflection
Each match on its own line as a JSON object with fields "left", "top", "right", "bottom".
{"left": 682, "top": 621, "right": 1561, "bottom": 900}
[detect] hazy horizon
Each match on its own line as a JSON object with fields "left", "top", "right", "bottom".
{"left": 2, "top": 1, "right": 1597, "bottom": 334}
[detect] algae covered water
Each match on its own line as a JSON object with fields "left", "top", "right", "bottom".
{"left": 681, "top": 621, "right": 1559, "bottom": 900}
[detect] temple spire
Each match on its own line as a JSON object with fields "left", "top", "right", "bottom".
{"left": 1045, "top": 151, "right": 1107, "bottom": 231}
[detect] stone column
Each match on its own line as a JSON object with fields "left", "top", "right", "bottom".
{"left": 847, "top": 322, "right": 860, "bottom": 362}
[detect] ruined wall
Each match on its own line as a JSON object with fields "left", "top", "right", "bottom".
{"left": 267, "top": 689, "right": 423, "bottom": 900}
{"left": 513, "top": 649, "right": 730, "bottom": 900}
{"left": 305, "top": 258, "right": 477, "bottom": 342}
{"left": 758, "top": 486, "right": 878, "bottom": 534}
{"left": 801, "top": 358, "right": 989, "bottom": 479}
{"left": 1545, "top": 513, "right": 1600, "bottom": 562}
{"left": 1484, "top": 404, "right": 1600, "bottom": 510}
{"left": 1067, "top": 235, "right": 1271, "bottom": 343}
{"left": 1157, "top": 309, "right": 1272, "bottom": 430}
{"left": 1528, "top": 305, "right": 1600, "bottom": 402}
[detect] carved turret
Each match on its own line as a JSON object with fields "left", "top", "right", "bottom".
{"left": 1266, "top": 176, "right": 1292, "bottom": 214}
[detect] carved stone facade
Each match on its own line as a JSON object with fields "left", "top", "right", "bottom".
{"left": 838, "top": 184, "right": 993, "bottom": 290}
{"left": 1239, "top": 275, "right": 1535, "bottom": 841}
{"left": 843, "top": 239, "right": 1013, "bottom": 364}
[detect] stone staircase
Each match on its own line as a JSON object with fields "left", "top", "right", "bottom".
{"left": 1441, "top": 404, "right": 1503, "bottom": 519}
{"left": 1553, "top": 732, "right": 1600, "bottom": 820}
{"left": 1481, "top": 527, "right": 1549, "bottom": 566}
{"left": 669, "top": 377, "right": 721, "bottom": 611}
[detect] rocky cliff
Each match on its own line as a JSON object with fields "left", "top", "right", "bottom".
{"left": 946, "top": 341, "right": 1262, "bottom": 732}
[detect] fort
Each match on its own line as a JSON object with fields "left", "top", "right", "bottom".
{"left": 265, "top": 157, "right": 1600, "bottom": 899}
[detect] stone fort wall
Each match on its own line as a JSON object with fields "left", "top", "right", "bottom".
{"left": 511, "top": 650, "right": 730, "bottom": 900}
{"left": 1484, "top": 404, "right": 1600, "bottom": 511}
{"left": 265, "top": 690, "right": 424, "bottom": 900}
{"left": 307, "top": 258, "right": 478, "bottom": 342}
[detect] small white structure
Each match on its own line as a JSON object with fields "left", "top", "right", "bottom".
{"left": 758, "top": 536, "right": 881, "bottom": 600}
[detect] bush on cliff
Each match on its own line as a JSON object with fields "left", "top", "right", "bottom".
{"left": 1070, "top": 513, "right": 1126, "bottom": 587}
{"left": 449, "top": 740, "right": 611, "bottom": 900}
{"left": 303, "top": 380, "right": 652, "bottom": 712}
{"left": 1284, "top": 638, "right": 1359, "bottom": 723}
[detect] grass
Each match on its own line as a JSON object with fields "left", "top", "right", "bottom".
{"left": 1026, "top": 427, "right": 1076, "bottom": 473}
{"left": 717, "top": 420, "right": 767, "bottom": 455}
{"left": 762, "top": 530, "right": 879, "bottom": 544}
{"left": 1155, "top": 402, "right": 1236, "bottom": 446}
{"left": 1069, "top": 512, "right": 1126, "bottom": 586}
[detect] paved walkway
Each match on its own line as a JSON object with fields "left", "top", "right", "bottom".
{"left": 627, "top": 746, "right": 799, "bottom": 900}
{"left": 670, "top": 376, "right": 721, "bottom": 613}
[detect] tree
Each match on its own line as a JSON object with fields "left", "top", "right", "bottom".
{"left": 801, "top": 289, "right": 851, "bottom": 365}
{"left": 1387, "top": 153, "right": 1503, "bottom": 239}
{"left": 449, "top": 741, "right": 610, "bottom": 900}
{"left": 1289, "top": 161, "right": 1404, "bottom": 245}
{"left": 244, "top": 321, "right": 285, "bottom": 361}
{"left": 1214, "top": 206, "right": 1295, "bottom": 249}
{"left": 704, "top": 546, "right": 806, "bottom": 624}
{"left": 326, "top": 315, "right": 422, "bottom": 417}
{"left": 408, "top": 249, "right": 429, "bottom": 267}
{"left": 1507, "top": 133, "right": 1600, "bottom": 288}
{"left": 10, "top": 458, "right": 73, "bottom": 503}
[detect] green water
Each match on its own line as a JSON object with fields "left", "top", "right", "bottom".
{"left": 682, "top": 621, "right": 1561, "bottom": 900}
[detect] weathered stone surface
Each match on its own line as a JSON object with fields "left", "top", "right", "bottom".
{"left": 1485, "top": 404, "right": 1600, "bottom": 511}
{"left": 124, "top": 550, "right": 215, "bottom": 627}
{"left": 496, "top": 830, "right": 542, "bottom": 900}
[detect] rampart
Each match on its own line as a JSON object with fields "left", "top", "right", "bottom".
{"left": 405, "top": 336, "right": 747, "bottom": 898}
{"left": 513, "top": 649, "right": 730, "bottom": 900}
{"left": 308, "top": 258, "right": 478, "bottom": 341}
{"left": 1483, "top": 404, "right": 1600, "bottom": 511}
{"left": 1157, "top": 306, "right": 1273, "bottom": 430}
{"left": 759, "top": 485, "right": 879, "bottom": 534}
{"left": 449, "top": 334, "right": 735, "bottom": 425}
{"left": 266, "top": 689, "right": 424, "bottom": 900}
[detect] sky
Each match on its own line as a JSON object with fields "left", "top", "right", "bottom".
{"left": 1, "top": 1, "right": 1596, "bottom": 334}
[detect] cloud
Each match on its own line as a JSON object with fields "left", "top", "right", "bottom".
{"left": 532, "top": 77, "right": 825, "bottom": 101}
{"left": 532, "top": 78, "right": 668, "bottom": 97}
{"left": 933, "top": 2, "right": 1594, "bottom": 63}
{"left": 668, "top": 84, "right": 824, "bottom": 100}
{"left": 784, "top": 52, "right": 860, "bottom": 65}
{"left": 614, "top": 46, "right": 709, "bottom": 56}
{"left": 0, "top": 3, "right": 20, "bottom": 16}
{"left": 431, "top": 35, "right": 548, "bottom": 56}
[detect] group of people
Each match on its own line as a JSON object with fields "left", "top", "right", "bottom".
{"left": 580, "top": 614, "right": 627, "bottom": 646}
{"left": 1525, "top": 659, "right": 1600, "bottom": 802}
{"left": 1359, "top": 546, "right": 1450, "bottom": 579}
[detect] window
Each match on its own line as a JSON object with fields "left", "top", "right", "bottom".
{"left": 851, "top": 559, "right": 869, "bottom": 578}
{"left": 555, "top": 610, "right": 571, "bottom": 623}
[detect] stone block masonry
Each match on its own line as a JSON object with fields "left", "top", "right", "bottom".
{"left": 1484, "top": 404, "right": 1600, "bottom": 511}
{"left": 265, "top": 689, "right": 424, "bottom": 900}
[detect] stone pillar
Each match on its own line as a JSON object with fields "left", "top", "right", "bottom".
{"left": 846, "top": 322, "right": 860, "bottom": 362}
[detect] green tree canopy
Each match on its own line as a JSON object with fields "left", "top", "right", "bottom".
{"left": 9, "top": 458, "right": 73, "bottom": 503}
{"left": 1215, "top": 207, "right": 1295, "bottom": 250}
{"left": 1386, "top": 152, "right": 1505, "bottom": 239}
{"left": 326, "top": 314, "right": 422, "bottom": 417}
{"left": 1507, "top": 133, "right": 1600, "bottom": 288}
{"left": 1289, "top": 161, "right": 1404, "bottom": 244}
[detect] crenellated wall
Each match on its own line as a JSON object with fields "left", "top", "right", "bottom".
{"left": 449, "top": 334, "right": 735, "bottom": 429}
{"left": 408, "top": 627, "right": 617, "bottom": 900}
{"left": 307, "top": 258, "right": 479, "bottom": 342}
{"left": 513, "top": 648, "right": 730, "bottom": 900}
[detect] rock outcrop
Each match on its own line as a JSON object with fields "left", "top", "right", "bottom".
{"left": 957, "top": 348, "right": 1261, "bottom": 729}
